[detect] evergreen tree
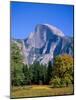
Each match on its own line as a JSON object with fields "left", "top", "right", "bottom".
{"left": 23, "top": 64, "right": 30, "bottom": 85}
{"left": 47, "top": 61, "right": 53, "bottom": 84}
{"left": 40, "top": 64, "right": 47, "bottom": 84}
{"left": 31, "top": 61, "right": 47, "bottom": 84}
{"left": 11, "top": 42, "right": 24, "bottom": 86}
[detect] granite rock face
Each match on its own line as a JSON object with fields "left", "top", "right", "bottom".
{"left": 13, "top": 24, "right": 73, "bottom": 65}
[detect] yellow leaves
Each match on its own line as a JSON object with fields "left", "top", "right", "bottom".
{"left": 53, "top": 54, "right": 73, "bottom": 78}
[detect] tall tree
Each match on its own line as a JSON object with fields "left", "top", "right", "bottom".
{"left": 53, "top": 54, "right": 73, "bottom": 86}
{"left": 23, "top": 64, "right": 31, "bottom": 85}
{"left": 40, "top": 64, "right": 47, "bottom": 84}
{"left": 47, "top": 61, "right": 53, "bottom": 84}
{"left": 32, "top": 62, "right": 40, "bottom": 84}
{"left": 11, "top": 42, "right": 24, "bottom": 86}
{"left": 53, "top": 54, "right": 73, "bottom": 78}
{"left": 31, "top": 61, "right": 47, "bottom": 84}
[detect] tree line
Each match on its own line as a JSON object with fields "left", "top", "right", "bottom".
{"left": 11, "top": 42, "right": 73, "bottom": 87}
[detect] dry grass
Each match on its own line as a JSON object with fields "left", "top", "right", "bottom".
{"left": 11, "top": 85, "right": 74, "bottom": 98}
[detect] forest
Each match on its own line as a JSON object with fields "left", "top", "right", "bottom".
{"left": 11, "top": 42, "right": 74, "bottom": 88}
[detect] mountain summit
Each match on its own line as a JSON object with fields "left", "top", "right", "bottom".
{"left": 26, "top": 24, "right": 65, "bottom": 48}
{"left": 13, "top": 24, "right": 73, "bottom": 65}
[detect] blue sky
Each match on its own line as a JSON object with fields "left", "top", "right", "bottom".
{"left": 11, "top": 2, "right": 74, "bottom": 39}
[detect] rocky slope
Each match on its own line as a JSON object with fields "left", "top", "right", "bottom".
{"left": 12, "top": 24, "right": 73, "bottom": 65}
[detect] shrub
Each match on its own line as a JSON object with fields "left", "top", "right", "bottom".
{"left": 50, "top": 76, "right": 61, "bottom": 88}
{"left": 64, "top": 74, "right": 72, "bottom": 86}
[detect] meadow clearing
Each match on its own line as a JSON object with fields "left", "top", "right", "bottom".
{"left": 11, "top": 85, "right": 73, "bottom": 98}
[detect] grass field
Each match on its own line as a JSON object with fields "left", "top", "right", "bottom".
{"left": 11, "top": 85, "right": 74, "bottom": 98}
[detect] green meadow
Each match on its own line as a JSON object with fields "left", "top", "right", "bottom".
{"left": 11, "top": 85, "right": 73, "bottom": 98}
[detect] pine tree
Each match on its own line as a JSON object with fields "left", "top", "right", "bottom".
{"left": 11, "top": 42, "right": 24, "bottom": 86}
{"left": 47, "top": 61, "right": 53, "bottom": 84}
